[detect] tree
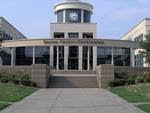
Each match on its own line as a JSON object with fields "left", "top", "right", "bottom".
{"left": 139, "top": 32, "right": 150, "bottom": 64}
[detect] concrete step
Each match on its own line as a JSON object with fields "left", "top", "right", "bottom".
{"left": 48, "top": 76, "right": 98, "bottom": 88}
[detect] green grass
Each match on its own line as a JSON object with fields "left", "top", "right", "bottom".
{"left": 110, "top": 83, "right": 150, "bottom": 113}
{"left": 0, "top": 83, "right": 37, "bottom": 102}
{"left": 110, "top": 83, "right": 150, "bottom": 103}
{"left": 0, "top": 103, "right": 10, "bottom": 111}
{"left": 138, "top": 104, "right": 150, "bottom": 113}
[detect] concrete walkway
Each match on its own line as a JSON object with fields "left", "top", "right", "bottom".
{"left": 0, "top": 88, "right": 145, "bottom": 113}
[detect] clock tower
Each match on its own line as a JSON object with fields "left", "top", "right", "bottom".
{"left": 50, "top": 0, "right": 97, "bottom": 71}
{"left": 51, "top": 0, "right": 96, "bottom": 39}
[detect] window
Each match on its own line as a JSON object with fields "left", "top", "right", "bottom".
{"left": 16, "top": 47, "right": 33, "bottom": 65}
{"left": 0, "top": 47, "right": 11, "bottom": 65}
{"left": 97, "top": 47, "right": 112, "bottom": 65}
{"left": 135, "top": 54, "right": 143, "bottom": 67}
{"left": 134, "top": 34, "right": 143, "bottom": 42}
{"left": 35, "top": 47, "right": 49, "bottom": 65}
{"left": 54, "top": 32, "right": 64, "bottom": 38}
{"left": 113, "top": 48, "right": 130, "bottom": 66}
{"left": 84, "top": 10, "right": 91, "bottom": 23}
{"left": 68, "top": 46, "right": 79, "bottom": 70}
{"left": 83, "top": 33, "right": 93, "bottom": 39}
{"left": 68, "top": 33, "right": 79, "bottom": 38}
{"left": 57, "top": 10, "right": 63, "bottom": 23}
{"left": 0, "top": 31, "right": 12, "bottom": 41}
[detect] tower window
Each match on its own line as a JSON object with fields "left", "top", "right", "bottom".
{"left": 54, "top": 32, "right": 64, "bottom": 38}
{"left": 83, "top": 33, "right": 93, "bottom": 39}
{"left": 68, "top": 33, "right": 79, "bottom": 38}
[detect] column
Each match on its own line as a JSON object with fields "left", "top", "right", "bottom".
{"left": 81, "top": 10, "right": 84, "bottom": 23}
{"left": 111, "top": 47, "right": 114, "bottom": 65}
{"left": 63, "top": 10, "right": 66, "bottom": 23}
{"left": 64, "top": 46, "right": 68, "bottom": 70}
{"left": 87, "top": 46, "right": 90, "bottom": 70}
{"left": 79, "top": 46, "right": 83, "bottom": 70}
{"left": 33, "top": 47, "right": 35, "bottom": 64}
{"left": 11, "top": 47, "right": 16, "bottom": 66}
{"left": 49, "top": 46, "right": 53, "bottom": 69}
{"left": 56, "top": 46, "right": 59, "bottom": 70}
{"left": 93, "top": 46, "right": 97, "bottom": 71}
{"left": 130, "top": 48, "right": 135, "bottom": 67}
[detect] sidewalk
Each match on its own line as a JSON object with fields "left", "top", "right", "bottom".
{"left": 0, "top": 88, "right": 145, "bottom": 113}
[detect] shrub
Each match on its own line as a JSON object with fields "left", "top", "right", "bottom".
{"left": 20, "top": 72, "right": 31, "bottom": 86}
{"left": 126, "top": 79, "right": 136, "bottom": 85}
{"left": 109, "top": 79, "right": 126, "bottom": 87}
{"left": 136, "top": 77, "right": 145, "bottom": 83}
{"left": 115, "top": 71, "right": 129, "bottom": 79}
{"left": 31, "top": 81, "right": 37, "bottom": 87}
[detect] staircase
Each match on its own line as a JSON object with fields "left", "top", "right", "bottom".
{"left": 49, "top": 76, "right": 98, "bottom": 88}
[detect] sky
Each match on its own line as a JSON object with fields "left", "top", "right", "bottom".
{"left": 0, "top": 0, "right": 150, "bottom": 39}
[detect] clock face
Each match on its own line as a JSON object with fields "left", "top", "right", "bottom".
{"left": 69, "top": 12, "right": 78, "bottom": 21}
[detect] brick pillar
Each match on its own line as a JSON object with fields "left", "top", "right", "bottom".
{"left": 96, "top": 64, "right": 114, "bottom": 88}
{"left": 32, "top": 64, "right": 49, "bottom": 88}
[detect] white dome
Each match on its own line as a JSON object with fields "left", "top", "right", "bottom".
{"left": 54, "top": 0, "right": 93, "bottom": 13}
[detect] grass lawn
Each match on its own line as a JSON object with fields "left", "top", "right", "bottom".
{"left": 138, "top": 104, "right": 150, "bottom": 113}
{"left": 0, "top": 103, "right": 10, "bottom": 111}
{"left": 110, "top": 83, "right": 150, "bottom": 113}
{"left": 0, "top": 83, "right": 37, "bottom": 102}
{"left": 0, "top": 83, "right": 37, "bottom": 111}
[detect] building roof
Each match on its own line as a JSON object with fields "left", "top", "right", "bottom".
{"left": 121, "top": 18, "right": 150, "bottom": 39}
{"left": 0, "top": 17, "right": 27, "bottom": 39}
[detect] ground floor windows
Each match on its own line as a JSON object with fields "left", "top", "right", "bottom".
{"left": 113, "top": 48, "right": 130, "bottom": 66}
{"left": 0, "top": 48, "right": 11, "bottom": 65}
{"left": 97, "top": 47, "right": 112, "bottom": 65}
{"left": 16, "top": 47, "right": 33, "bottom": 65}
{"left": 35, "top": 47, "right": 49, "bottom": 65}
{"left": 1, "top": 46, "right": 134, "bottom": 69}
{"left": 135, "top": 54, "right": 143, "bottom": 67}
{"left": 59, "top": 46, "right": 64, "bottom": 70}
{"left": 68, "top": 46, "right": 79, "bottom": 70}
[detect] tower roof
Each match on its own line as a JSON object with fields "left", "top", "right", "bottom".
{"left": 54, "top": 0, "right": 93, "bottom": 14}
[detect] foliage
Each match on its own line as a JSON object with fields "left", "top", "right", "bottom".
{"left": 139, "top": 32, "right": 150, "bottom": 64}
{"left": 0, "top": 70, "right": 37, "bottom": 87}
{"left": 138, "top": 104, "right": 150, "bottom": 113}
{"left": 109, "top": 79, "right": 126, "bottom": 87}
{"left": 0, "top": 103, "right": 10, "bottom": 111}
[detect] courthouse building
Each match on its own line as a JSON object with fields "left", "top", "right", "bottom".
{"left": 0, "top": 0, "right": 150, "bottom": 72}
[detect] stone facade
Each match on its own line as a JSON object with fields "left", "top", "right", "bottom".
{"left": 96, "top": 64, "right": 114, "bottom": 88}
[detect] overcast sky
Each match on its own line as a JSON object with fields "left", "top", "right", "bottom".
{"left": 0, "top": 0, "right": 150, "bottom": 39}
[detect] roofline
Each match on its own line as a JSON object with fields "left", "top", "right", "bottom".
{"left": 2, "top": 38, "right": 136, "bottom": 43}
{"left": 120, "top": 18, "right": 150, "bottom": 39}
{"left": 0, "top": 17, "right": 27, "bottom": 39}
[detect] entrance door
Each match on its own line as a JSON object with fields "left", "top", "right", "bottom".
{"left": 68, "top": 46, "right": 78, "bottom": 70}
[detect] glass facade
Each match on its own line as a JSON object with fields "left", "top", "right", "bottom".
{"left": 35, "top": 47, "right": 49, "bottom": 65}
{"left": 89, "top": 46, "right": 93, "bottom": 70}
{"left": 82, "top": 46, "right": 88, "bottom": 70}
{"left": 66, "top": 9, "right": 81, "bottom": 23}
{"left": 68, "top": 33, "right": 79, "bottom": 38}
{"left": 84, "top": 10, "right": 91, "bottom": 23}
{"left": 134, "top": 34, "right": 143, "bottom": 42}
{"left": 58, "top": 46, "right": 64, "bottom": 70}
{"left": 0, "top": 31, "right": 12, "bottom": 41}
{"left": 97, "top": 47, "right": 112, "bottom": 65}
{"left": 16, "top": 47, "right": 33, "bottom": 65}
{"left": 68, "top": 46, "right": 79, "bottom": 70}
{"left": 135, "top": 54, "right": 143, "bottom": 67}
{"left": 113, "top": 48, "right": 130, "bottom": 66}
{"left": 57, "top": 10, "right": 64, "bottom": 23}
{"left": 0, "top": 48, "right": 11, "bottom": 65}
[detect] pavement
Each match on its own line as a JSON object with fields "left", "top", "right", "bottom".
{"left": 0, "top": 88, "right": 146, "bottom": 113}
